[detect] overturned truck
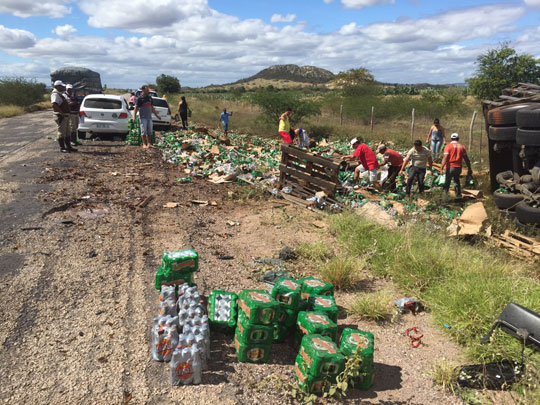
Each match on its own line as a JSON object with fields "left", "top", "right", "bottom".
{"left": 483, "top": 83, "right": 540, "bottom": 226}
{"left": 50, "top": 67, "right": 103, "bottom": 100}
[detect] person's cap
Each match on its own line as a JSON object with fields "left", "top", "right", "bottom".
{"left": 350, "top": 138, "right": 359, "bottom": 146}
{"left": 66, "top": 84, "right": 73, "bottom": 89}
{"left": 53, "top": 80, "right": 66, "bottom": 87}
{"left": 451, "top": 133, "right": 459, "bottom": 140}
{"left": 377, "top": 144, "right": 387, "bottom": 152}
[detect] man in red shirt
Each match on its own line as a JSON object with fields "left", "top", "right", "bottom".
{"left": 343, "top": 138, "right": 382, "bottom": 191}
{"left": 440, "top": 133, "right": 472, "bottom": 198}
{"left": 377, "top": 144, "right": 403, "bottom": 191}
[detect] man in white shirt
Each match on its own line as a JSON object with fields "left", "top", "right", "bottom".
{"left": 51, "top": 80, "right": 76, "bottom": 153}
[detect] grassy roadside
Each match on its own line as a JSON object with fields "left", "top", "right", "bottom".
{"left": 0, "top": 100, "right": 50, "bottom": 119}
{"left": 329, "top": 212, "right": 540, "bottom": 401}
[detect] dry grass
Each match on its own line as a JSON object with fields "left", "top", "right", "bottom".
{"left": 319, "top": 256, "right": 363, "bottom": 290}
{"left": 0, "top": 105, "right": 25, "bottom": 118}
{"left": 347, "top": 290, "right": 394, "bottom": 321}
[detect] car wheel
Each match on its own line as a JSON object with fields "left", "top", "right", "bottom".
{"left": 487, "top": 103, "right": 535, "bottom": 126}
{"left": 488, "top": 126, "right": 517, "bottom": 142}
{"left": 516, "top": 128, "right": 540, "bottom": 146}
{"left": 78, "top": 130, "right": 87, "bottom": 140}
{"left": 516, "top": 104, "right": 540, "bottom": 128}
{"left": 493, "top": 191, "right": 524, "bottom": 209}
{"left": 515, "top": 201, "right": 540, "bottom": 225}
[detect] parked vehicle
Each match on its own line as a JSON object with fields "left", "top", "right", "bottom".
{"left": 131, "top": 96, "right": 172, "bottom": 131}
{"left": 78, "top": 95, "right": 131, "bottom": 139}
{"left": 134, "top": 89, "right": 158, "bottom": 99}
{"left": 151, "top": 97, "right": 172, "bottom": 130}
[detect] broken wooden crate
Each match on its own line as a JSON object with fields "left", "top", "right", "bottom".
{"left": 490, "top": 230, "right": 540, "bottom": 259}
{"left": 279, "top": 145, "right": 344, "bottom": 207}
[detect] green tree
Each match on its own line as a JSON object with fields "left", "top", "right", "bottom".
{"left": 156, "top": 74, "right": 181, "bottom": 94}
{"left": 466, "top": 44, "right": 540, "bottom": 100}
{"left": 250, "top": 90, "right": 320, "bottom": 125}
{"left": 333, "top": 68, "right": 375, "bottom": 87}
{"left": 0, "top": 78, "right": 46, "bottom": 107}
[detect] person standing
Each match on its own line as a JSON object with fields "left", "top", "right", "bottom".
{"left": 294, "top": 127, "right": 310, "bottom": 148}
{"left": 440, "top": 133, "right": 472, "bottom": 198}
{"left": 400, "top": 140, "right": 433, "bottom": 196}
{"left": 65, "top": 84, "right": 81, "bottom": 146}
{"left": 133, "top": 85, "right": 161, "bottom": 149}
{"left": 377, "top": 144, "right": 403, "bottom": 191}
{"left": 220, "top": 108, "right": 233, "bottom": 135}
{"left": 177, "top": 96, "right": 188, "bottom": 130}
{"left": 278, "top": 108, "right": 293, "bottom": 144}
{"left": 343, "top": 138, "right": 382, "bottom": 191}
{"left": 51, "top": 80, "right": 76, "bottom": 153}
{"left": 426, "top": 118, "right": 445, "bottom": 159}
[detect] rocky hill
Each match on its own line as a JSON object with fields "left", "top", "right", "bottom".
{"left": 236, "top": 64, "right": 335, "bottom": 85}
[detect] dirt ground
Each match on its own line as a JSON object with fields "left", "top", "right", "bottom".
{"left": 0, "top": 112, "right": 469, "bottom": 404}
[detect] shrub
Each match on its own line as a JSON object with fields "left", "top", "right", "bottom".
{"left": 0, "top": 78, "right": 46, "bottom": 107}
{"left": 319, "top": 256, "right": 362, "bottom": 290}
{"left": 348, "top": 290, "right": 394, "bottom": 321}
{"left": 249, "top": 90, "right": 320, "bottom": 125}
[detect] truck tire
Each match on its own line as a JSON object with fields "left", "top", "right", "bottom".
{"left": 516, "top": 128, "right": 540, "bottom": 146}
{"left": 516, "top": 104, "right": 540, "bottom": 128}
{"left": 488, "top": 126, "right": 517, "bottom": 141}
{"left": 493, "top": 191, "right": 523, "bottom": 209}
{"left": 487, "top": 103, "right": 534, "bottom": 126}
{"left": 515, "top": 201, "right": 540, "bottom": 225}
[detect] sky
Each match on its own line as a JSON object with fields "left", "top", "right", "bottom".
{"left": 0, "top": 0, "right": 540, "bottom": 88}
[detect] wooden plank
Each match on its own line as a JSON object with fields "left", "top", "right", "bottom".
{"left": 285, "top": 155, "right": 336, "bottom": 179}
{"left": 279, "top": 164, "right": 337, "bottom": 195}
{"left": 281, "top": 144, "right": 341, "bottom": 171}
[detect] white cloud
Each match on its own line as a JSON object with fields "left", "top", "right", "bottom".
{"left": 0, "top": 2, "right": 533, "bottom": 87}
{"left": 0, "top": 0, "right": 72, "bottom": 18}
{"left": 524, "top": 0, "right": 540, "bottom": 8}
{"left": 0, "top": 25, "right": 36, "bottom": 49}
{"left": 341, "top": 0, "right": 395, "bottom": 9}
{"left": 79, "top": 0, "right": 210, "bottom": 30}
{"left": 270, "top": 13, "right": 296, "bottom": 23}
{"left": 52, "top": 24, "right": 77, "bottom": 38}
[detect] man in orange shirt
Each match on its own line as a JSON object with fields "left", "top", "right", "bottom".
{"left": 440, "top": 133, "right": 472, "bottom": 198}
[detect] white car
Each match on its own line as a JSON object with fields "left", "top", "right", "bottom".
{"left": 132, "top": 96, "right": 172, "bottom": 131}
{"left": 78, "top": 94, "right": 130, "bottom": 139}
{"left": 151, "top": 97, "right": 172, "bottom": 130}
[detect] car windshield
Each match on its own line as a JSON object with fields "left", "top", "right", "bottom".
{"left": 84, "top": 99, "right": 122, "bottom": 109}
{"left": 152, "top": 98, "right": 169, "bottom": 108}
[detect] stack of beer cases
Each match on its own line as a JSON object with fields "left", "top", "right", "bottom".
{"left": 339, "top": 328, "right": 375, "bottom": 390}
{"left": 294, "top": 334, "right": 345, "bottom": 394}
{"left": 207, "top": 290, "right": 239, "bottom": 329}
{"left": 155, "top": 249, "right": 198, "bottom": 290}
{"left": 309, "top": 295, "right": 338, "bottom": 323}
{"left": 235, "top": 290, "right": 280, "bottom": 363}
{"left": 296, "top": 311, "right": 338, "bottom": 347}
{"left": 271, "top": 277, "right": 302, "bottom": 342}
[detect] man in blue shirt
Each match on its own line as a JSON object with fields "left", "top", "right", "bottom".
{"left": 220, "top": 108, "right": 233, "bottom": 135}
{"left": 133, "top": 85, "right": 161, "bottom": 149}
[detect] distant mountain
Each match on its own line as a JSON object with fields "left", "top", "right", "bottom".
{"left": 235, "top": 64, "right": 335, "bottom": 85}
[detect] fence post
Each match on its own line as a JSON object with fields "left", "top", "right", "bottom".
{"left": 411, "top": 108, "right": 415, "bottom": 141}
{"left": 370, "top": 106, "right": 374, "bottom": 136}
{"left": 340, "top": 104, "right": 343, "bottom": 125}
{"left": 469, "top": 111, "right": 477, "bottom": 151}
{"left": 479, "top": 116, "right": 483, "bottom": 163}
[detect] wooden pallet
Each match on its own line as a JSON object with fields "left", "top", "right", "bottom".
{"left": 279, "top": 145, "right": 344, "bottom": 204}
{"left": 491, "top": 230, "right": 540, "bottom": 259}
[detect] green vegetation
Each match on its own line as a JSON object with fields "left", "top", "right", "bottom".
{"left": 333, "top": 67, "right": 374, "bottom": 86}
{"left": 296, "top": 241, "right": 334, "bottom": 262}
{"left": 466, "top": 44, "right": 540, "bottom": 100}
{"left": 156, "top": 74, "right": 181, "bottom": 95}
{"left": 319, "top": 256, "right": 362, "bottom": 290}
{"left": 348, "top": 290, "right": 394, "bottom": 322}
{"left": 330, "top": 212, "right": 540, "bottom": 397}
{"left": 0, "top": 77, "right": 46, "bottom": 107}
{"left": 250, "top": 89, "right": 321, "bottom": 126}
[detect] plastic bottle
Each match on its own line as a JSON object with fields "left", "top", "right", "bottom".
{"left": 152, "top": 315, "right": 179, "bottom": 362}
{"left": 159, "top": 297, "right": 178, "bottom": 318}
{"left": 170, "top": 344, "right": 202, "bottom": 385}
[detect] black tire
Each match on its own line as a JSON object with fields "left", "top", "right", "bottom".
{"left": 493, "top": 191, "right": 523, "bottom": 209}
{"left": 487, "top": 103, "right": 534, "bottom": 126}
{"left": 488, "top": 126, "right": 517, "bottom": 141}
{"left": 520, "top": 174, "right": 533, "bottom": 183}
{"left": 515, "top": 201, "right": 540, "bottom": 225}
{"left": 516, "top": 128, "right": 540, "bottom": 146}
{"left": 78, "top": 130, "right": 87, "bottom": 140}
{"left": 516, "top": 104, "right": 540, "bottom": 128}
{"left": 498, "top": 208, "right": 517, "bottom": 219}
